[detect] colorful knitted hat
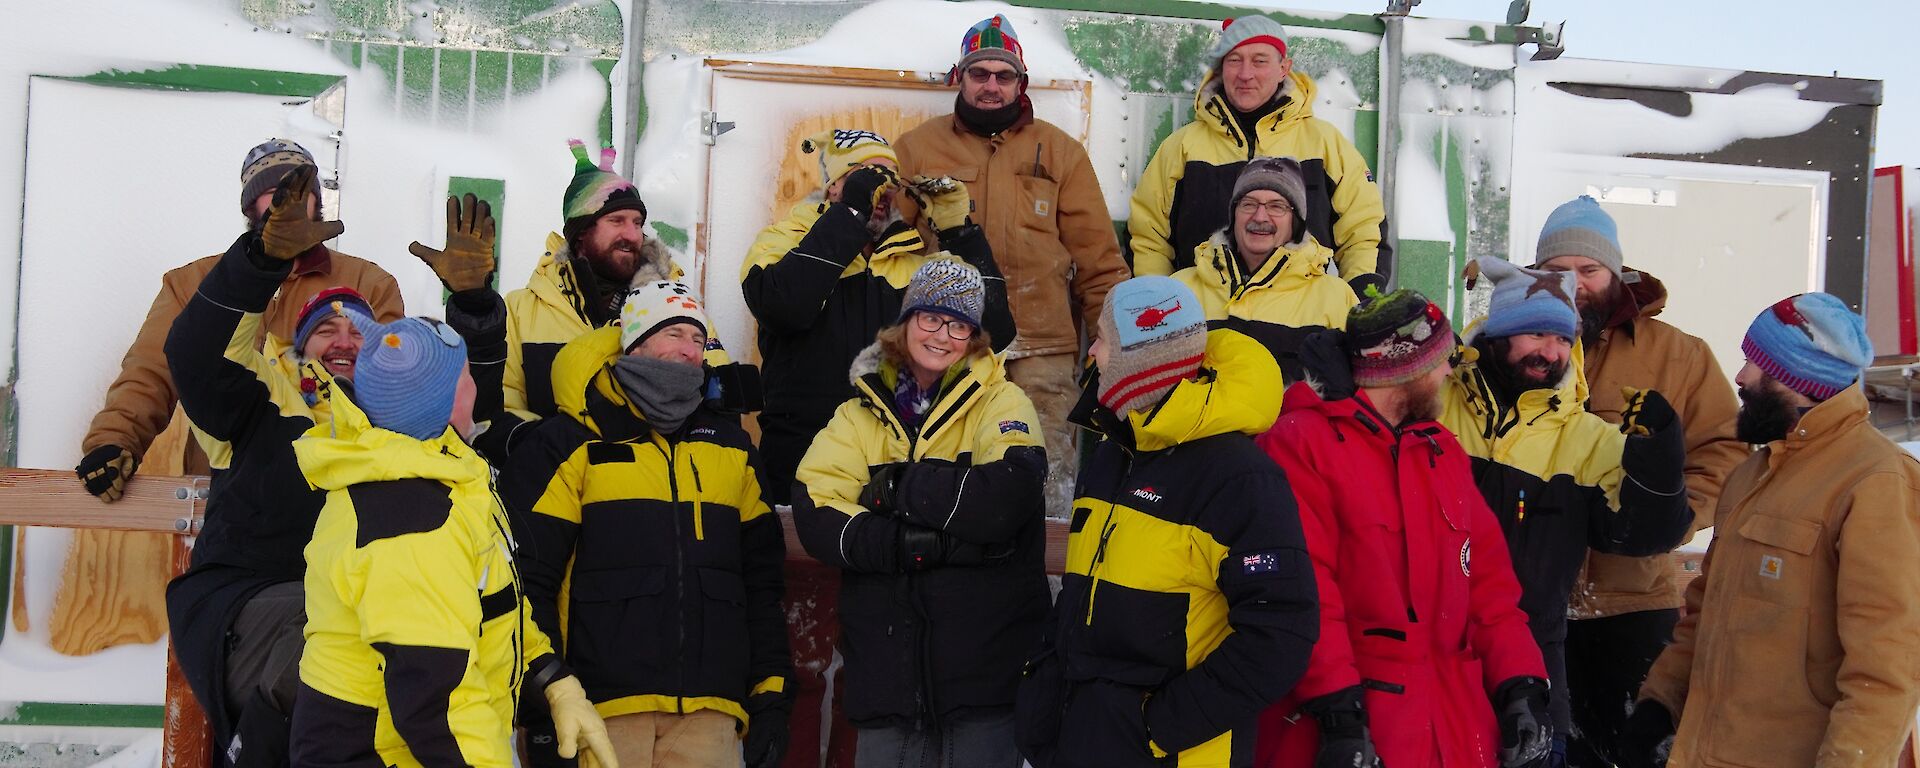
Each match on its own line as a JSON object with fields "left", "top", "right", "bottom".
{"left": 240, "top": 138, "right": 316, "bottom": 212}
{"left": 1096, "top": 276, "right": 1209, "bottom": 418}
{"left": 1230, "top": 156, "right": 1308, "bottom": 245}
{"left": 1345, "top": 288, "right": 1454, "bottom": 388}
{"left": 620, "top": 281, "right": 710, "bottom": 353}
{"left": 952, "top": 14, "right": 1026, "bottom": 81}
{"left": 899, "top": 258, "right": 987, "bottom": 330}
{"left": 800, "top": 129, "right": 898, "bottom": 188}
{"left": 293, "top": 286, "right": 374, "bottom": 352}
{"left": 561, "top": 139, "right": 646, "bottom": 243}
{"left": 1741, "top": 292, "right": 1873, "bottom": 401}
{"left": 1534, "top": 195, "right": 1624, "bottom": 277}
{"left": 1209, "top": 15, "right": 1289, "bottom": 63}
{"left": 1475, "top": 257, "right": 1578, "bottom": 342}
{"left": 345, "top": 315, "right": 468, "bottom": 441}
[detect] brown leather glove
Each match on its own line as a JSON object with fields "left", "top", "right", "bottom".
{"left": 76, "top": 445, "right": 138, "bottom": 503}
{"left": 905, "top": 174, "right": 973, "bottom": 231}
{"left": 259, "top": 166, "right": 345, "bottom": 261}
{"left": 408, "top": 193, "right": 497, "bottom": 292}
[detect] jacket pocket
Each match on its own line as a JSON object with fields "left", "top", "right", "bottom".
{"left": 1711, "top": 595, "right": 1823, "bottom": 768}
{"left": 1016, "top": 174, "right": 1061, "bottom": 236}
{"left": 1015, "top": 645, "right": 1066, "bottom": 767}
{"left": 567, "top": 566, "right": 668, "bottom": 683}
{"left": 696, "top": 567, "right": 749, "bottom": 696}
{"left": 1736, "top": 514, "right": 1820, "bottom": 607}
{"left": 1055, "top": 679, "right": 1160, "bottom": 767}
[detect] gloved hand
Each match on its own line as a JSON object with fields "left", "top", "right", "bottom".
{"left": 1618, "top": 387, "right": 1678, "bottom": 437}
{"left": 76, "top": 445, "right": 138, "bottom": 503}
{"left": 260, "top": 166, "right": 345, "bottom": 261}
{"left": 1493, "top": 676, "right": 1552, "bottom": 768}
{"left": 859, "top": 463, "right": 909, "bottom": 515}
{"left": 1298, "top": 330, "right": 1356, "bottom": 402}
{"left": 1301, "top": 686, "right": 1381, "bottom": 768}
{"left": 409, "top": 193, "right": 497, "bottom": 292}
{"left": 544, "top": 675, "right": 618, "bottom": 768}
{"left": 702, "top": 362, "right": 765, "bottom": 414}
{"left": 836, "top": 165, "right": 900, "bottom": 221}
{"left": 1615, "top": 699, "right": 1675, "bottom": 768}
{"left": 905, "top": 174, "right": 973, "bottom": 231}
{"left": 899, "top": 524, "right": 983, "bottom": 572}
{"left": 741, "top": 690, "right": 792, "bottom": 768}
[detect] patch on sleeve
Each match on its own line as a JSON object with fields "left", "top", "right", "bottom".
{"left": 1240, "top": 550, "right": 1283, "bottom": 575}
{"left": 998, "top": 420, "right": 1030, "bottom": 434}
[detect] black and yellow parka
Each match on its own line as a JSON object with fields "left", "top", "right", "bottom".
{"left": 293, "top": 389, "right": 565, "bottom": 768}
{"left": 739, "top": 201, "right": 1015, "bottom": 503}
{"left": 499, "top": 326, "right": 790, "bottom": 725}
{"left": 791, "top": 343, "right": 1049, "bottom": 728}
{"left": 1437, "top": 322, "right": 1692, "bottom": 734}
{"left": 1173, "top": 229, "right": 1357, "bottom": 385}
{"left": 1020, "top": 329, "right": 1319, "bottom": 768}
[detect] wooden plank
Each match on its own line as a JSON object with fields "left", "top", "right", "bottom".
{"left": 0, "top": 467, "right": 205, "bottom": 533}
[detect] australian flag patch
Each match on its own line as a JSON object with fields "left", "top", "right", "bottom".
{"left": 1241, "top": 551, "right": 1282, "bottom": 575}
{"left": 999, "top": 420, "right": 1030, "bottom": 434}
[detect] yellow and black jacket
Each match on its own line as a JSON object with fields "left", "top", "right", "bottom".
{"left": 1129, "top": 69, "right": 1387, "bottom": 281}
{"left": 1021, "top": 329, "right": 1317, "bottom": 768}
{"left": 792, "top": 344, "right": 1049, "bottom": 728}
{"left": 293, "top": 392, "right": 565, "bottom": 768}
{"left": 499, "top": 326, "right": 790, "bottom": 725}
{"left": 1173, "top": 229, "right": 1356, "bottom": 385}
{"left": 1438, "top": 324, "right": 1691, "bottom": 733}
{"left": 740, "top": 200, "right": 1014, "bottom": 503}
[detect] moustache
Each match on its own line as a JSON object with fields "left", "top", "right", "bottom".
{"left": 1243, "top": 220, "right": 1279, "bottom": 236}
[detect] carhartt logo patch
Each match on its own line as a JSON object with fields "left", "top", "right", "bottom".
{"left": 1034, "top": 199, "right": 1051, "bottom": 216}
{"left": 1759, "top": 555, "right": 1784, "bottom": 580}
{"left": 1131, "top": 486, "right": 1163, "bottom": 503}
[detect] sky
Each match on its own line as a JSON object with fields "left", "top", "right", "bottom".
{"left": 1254, "top": 0, "right": 1919, "bottom": 175}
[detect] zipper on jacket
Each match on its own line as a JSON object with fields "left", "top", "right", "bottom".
{"left": 688, "top": 452, "right": 706, "bottom": 541}
{"left": 659, "top": 440, "right": 690, "bottom": 714}
{"left": 1084, "top": 512, "right": 1119, "bottom": 625}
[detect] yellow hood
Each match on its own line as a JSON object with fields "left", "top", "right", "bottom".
{"left": 1194, "top": 68, "right": 1320, "bottom": 136}
{"left": 549, "top": 325, "right": 628, "bottom": 434}
{"left": 1129, "top": 328, "right": 1283, "bottom": 452}
{"left": 1448, "top": 317, "right": 1591, "bottom": 439}
{"left": 293, "top": 387, "right": 484, "bottom": 492}
{"left": 1191, "top": 228, "right": 1338, "bottom": 296}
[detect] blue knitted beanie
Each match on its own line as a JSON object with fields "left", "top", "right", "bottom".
{"left": 1476, "top": 257, "right": 1578, "bottom": 342}
{"left": 1741, "top": 292, "right": 1872, "bottom": 401}
{"left": 347, "top": 315, "right": 467, "bottom": 440}
{"left": 1534, "top": 195, "right": 1623, "bottom": 277}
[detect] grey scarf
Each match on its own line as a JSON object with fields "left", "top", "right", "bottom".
{"left": 612, "top": 355, "right": 706, "bottom": 435}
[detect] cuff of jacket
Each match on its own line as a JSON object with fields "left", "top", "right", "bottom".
{"left": 750, "top": 676, "right": 786, "bottom": 697}
{"left": 203, "top": 232, "right": 292, "bottom": 313}
{"left": 525, "top": 652, "right": 572, "bottom": 698}
{"left": 446, "top": 289, "right": 509, "bottom": 365}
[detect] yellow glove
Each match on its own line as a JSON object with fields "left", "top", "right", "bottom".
{"left": 545, "top": 675, "right": 618, "bottom": 768}
{"left": 906, "top": 174, "right": 973, "bottom": 231}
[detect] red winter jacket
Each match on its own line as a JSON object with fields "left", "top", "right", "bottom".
{"left": 1254, "top": 382, "right": 1545, "bottom": 768}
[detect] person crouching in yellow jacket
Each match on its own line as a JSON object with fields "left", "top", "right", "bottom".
{"left": 793, "top": 258, "right": 1049, "bottom": 766}
{"left": 293, "top": 314, "right": 617, "bottom": 768}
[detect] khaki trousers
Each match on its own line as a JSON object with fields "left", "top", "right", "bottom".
{"left": 604, "top": 709, "right": 740, "bottom": 768}
{"left": 1005, "top": 352, "right": 1082, "bottom": 520}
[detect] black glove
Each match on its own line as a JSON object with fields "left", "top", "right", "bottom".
{"left": 1300, "top": 686, "right": 1381, "bottom": 768}
{"left": 1348, "top": 273, "right": 1388, "bottom": 303}
{"left": 1620, "top": 392, "right": 1688, "bottom": 502}
{"left": 742, "top": 690, "right": 792, "bottom": 768}
{"left": 1298, "top": 329, "right": 1357, "bottom": 401}
{"left": 703, "top": 362, "right": 764, "bottom": 414}
{"left": 1493, "top": 676, "right": 1552, "bottom": 768}
{"left": 898, "top": 524, "right": 983, "bottom": 572}
{"left": 76, "top": 445, "right": 139, "bottom": 503}
{"left": 1615, "top": 699, "right": 1674, "bottom": 768}
{"left": 1618, "top": 387, "right": 1678, "bottom": 436}
{"left": 836, "top": 165, "right": 900, "bottom": 220}
{"left": 860, "top": 463, "right": 909, "bottom": 515}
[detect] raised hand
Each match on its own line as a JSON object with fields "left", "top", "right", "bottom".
{"left": 260, "top": 166, "right": 344, "bottom": 261}
{"left": 409, "top": 193, "right": 497, "bottom": 292}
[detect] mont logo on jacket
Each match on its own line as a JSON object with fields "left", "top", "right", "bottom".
{"left": 1173, "top": 228, "right": 1356, "bottom": 384}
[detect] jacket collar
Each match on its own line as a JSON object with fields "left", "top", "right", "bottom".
{"left": 849, "top": 342, "right": 1005, "bottom": 448}
{"left": 293, "top": 385, "right": 486, "bottom": 492}
{"left": 1765, "top": 384, "right": 1870, "bottom": 462}
{"left": 1194, "top": 69, "right": 1317, "bottom": 151}
{"left": 291, "top": 246, "right": 332, "bottom": 277}
{"left": 524, "top": 230, "right": 681, "bottom": 326}
{"left": 1108, "top": 328, "right": 1284, "bottom": 452}
{"left": 1194, "top": 228, "right": 1334, "bottom": 298}
{"left": 1449, "top": 320, "right": 1589, "bottom": 441}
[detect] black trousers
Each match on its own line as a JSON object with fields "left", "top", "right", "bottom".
{"left": 1564, "top": 609, "right": 1679, "bottom": 767}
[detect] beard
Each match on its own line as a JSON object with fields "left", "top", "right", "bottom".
{"left": 1736, "top": 379, "right": 1800, "bottom": 444}
{"left": 1400, "top": 373, "right": 1445, "bottom": 423}
{"left": 1473, "top": 337, "right": 1566, "bottom": 405}
{"left": 1579, "top": 303, "right": 1608, "bottom": 348}
{"left": 578, "top": 236, "right": 642, "bottom": 283}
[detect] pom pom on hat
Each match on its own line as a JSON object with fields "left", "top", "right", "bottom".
{"left": 800, "top": 129, "right": 899, "bottom": 188}
{"left": 561, "top": 138, "right": 646, "bottom": 243}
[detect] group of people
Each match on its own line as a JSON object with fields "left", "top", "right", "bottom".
{"left": 67, "top": 11, "right": 1920, "bottom": 768}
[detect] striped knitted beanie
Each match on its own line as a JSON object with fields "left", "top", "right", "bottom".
{"left": 561, "top": 139, "right": 646, "bottom": 242}
{"left": 899, "top": 258, "right": 986, "bottom": 329}
{"left": 1209, "top": 15, "right": 1289, "bottom": 62}
{"left": 347, "top": 315, "right": 468, "bottom": 441}
{"left": 1476, "top": 257, "right": 1578, "bottom": 342}
{"left": 1741, "top": 292, "right": 1872, "bottom": 400}
{"left": 293, "top": 286, "right": 374, "bottom": 352}
{"left": 239, "top": 138, "right": 316, "bottom": 213}
{"left": 1346, "top": 288, "right": 1454, "bottom": 388}
{"left": 955, "top": 15, "right": 1026, "bottom": 77}
{"left": 1534, "top": 195, "right": 1623, "bottom": 277}
{"left": 1096, "top": 276, "right": 1208, "bottom": 418}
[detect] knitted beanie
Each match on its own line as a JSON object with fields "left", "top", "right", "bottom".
{"left": 561, "top": 139, "right": 647, "bottom": 243}
{"left": 1096, "top": 276, "right": 1209, "bottom": 418}
{"left": 346, "top": 315, "right": 468, "bottom": 441}
{"left": 1534, "top": 195, "right": 1623, "bottom": 277}
{"left": 620, "top": 281, "right": 711, "bottom": 353}
{"left": 240, "top": 138, "right": 316, "bottom": 212}
{"left": 800, "top": 129, "right": 898, "bottom": 188}
{"left": 1229, "top": 156, "right": 1309, "bottom": 245}
{"left": 1346, "top": 288, "right": 1454, "bottom": 387}
{"left": 293, "top": 286, "right": 374, "bottom": 352}
{"left": 1476, "top": 257, "right": 1578, "bottom": 341}
{"left": 1741, "top": 292, "right": 1873, "bottom": 401}
{"left": 1208, "top": 15, "right": 1290, "bottom": 63}
{"left": 899, "top": 258, "right": 986, "bottom": 329}
{"left": 955, "top": 14, "right": 1026, "bottom": 77}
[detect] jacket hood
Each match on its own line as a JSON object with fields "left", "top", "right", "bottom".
{"left": 1450, "top": 317, "right": 1590, "bottom": 439}
{"left": 1623, "top": 266, "right": 1670, "bottom": 319}
{"left": 293, "top": 384, "right": 483, "bottom": 491}
{"left": 1126, "top": 328, "right": 1284, "bottom": 451}
{"left": 550, "top": 325, "right": 627, "bottom": 434}
{"left": 1195, "top": 68, "right": 1318, "bottom": 136}
{"left": 1194, "top": 227, "right": 1336, "bottom": 296}
{"left": 849, "top": 339, "right": 1010, "bottom": 398}
{"left": 526, "top": 230, "right": 680, "bottom": 317}
{"left": 849, "top": 340, "right": 1011, "bottom": 442}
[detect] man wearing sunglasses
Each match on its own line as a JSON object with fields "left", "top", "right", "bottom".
{"left": 896, "top": 13, "right": 1130, "bottom": 520}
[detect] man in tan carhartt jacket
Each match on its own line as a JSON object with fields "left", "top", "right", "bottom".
{"left": 75, "top": 139, "right": 402, "bottom": 500}
{"left": 1620, "top": 292, "right": 1920, "bottom": 768}
{"left": 1531, "top": 196, "right": 1747, "bottom": 767}
{"left": 895, "top": 13, "right": 1129, "bottom": 518}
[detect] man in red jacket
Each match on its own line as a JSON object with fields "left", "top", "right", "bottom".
{"left": 1256, "top": 288, "right": 1551, "bottom": 768}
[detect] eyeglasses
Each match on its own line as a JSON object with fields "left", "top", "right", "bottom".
{"left": 1235, "top": 199, "right": 1295, "bottom": 218}
{"left": 964, "top": 67, "right": 1021, "bottom": 86}
{"left": 913, "top": 311, "right": 977, "bottom": 340}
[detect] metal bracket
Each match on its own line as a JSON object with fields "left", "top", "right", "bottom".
{"left": 1514, "top": 21, "right": 1566, "bottom": 60}
{"left": 172, "top": 477, "right": 209, "bottom": 535}
{"left": 700, "top": 112, "right": 736, "bottom": 145}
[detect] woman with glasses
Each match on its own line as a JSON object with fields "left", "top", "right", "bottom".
{"left": 792, "top": 258, "right": 1050, "bottom": 768}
